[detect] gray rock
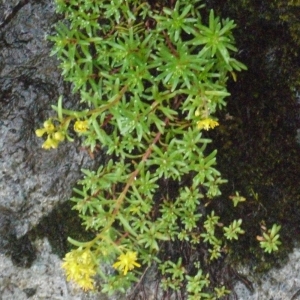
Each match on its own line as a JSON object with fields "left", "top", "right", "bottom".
{"left": 0, "top": 0, "right": 97, "bottom": 240}
{"left": 0, "top": 205, "right": 16, "bottom": 252}
{"left": 0, "top": 238, "right": 100, "bottom": 300}
{"left": 231, "top": 246, "right": 300, "bottom": 299}
{"left": 0, "top": 1, "right": 107, "bottom": 298}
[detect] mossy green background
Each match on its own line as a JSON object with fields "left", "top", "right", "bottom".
{"left": 202, "top": 0, "right": 300, "bottom": 272}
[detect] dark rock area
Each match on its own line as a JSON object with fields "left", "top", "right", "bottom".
{"left": 204, "top": 0, "right": 300, "bottom": 271}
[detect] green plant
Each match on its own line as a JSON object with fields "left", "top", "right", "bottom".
{"left": 36, "top": 0, "right": 252, "bottom": 297}
{"left": 229, "top": 191, "right": 246, "bottom": 207}
{"left": 223, "top": 219, "right": 245, "bottom": 241}
{"left": 257, "top": 223, "right": 282, "bottom": 253}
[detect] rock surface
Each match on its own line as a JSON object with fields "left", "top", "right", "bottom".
{"left": 0, "top": 0, "right": 98, "bottom": 252}
{"left": 0, "top": 238, "right": 97, "bottom": 300}
{"left": 231, "top": 246, "right": 300, "bottom": 300}
{"left": 0, "top": 1, "right": 106, "bottom": 297}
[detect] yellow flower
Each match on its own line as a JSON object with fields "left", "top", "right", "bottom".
{"left": 42, "top": 137, "right": 59, "bottom": 149}
{"left": 113, "top": 251, "right": 141, "bottom": 275}
{"left": 62, "top": 249, "right": 96, "bottom": 291}
{"left": 43, "top": 120, "right": 55, "bottom": 132}
{"left": 197, "top": 118, "right": 219, "bottom": 130}
{"left": 36, "top": 119, "right": 66, "bottom": 149}
{"left": 35, "top": 128, "right": 46, "bottom": 137}
{"left": 53, "top": 131, "right": 65, "bottom": 142}
{"left": 74, "top": 120, "right": 89, "bottom": 133}
{"left": 35, "top": 119, "right": 55, "bottom": 137}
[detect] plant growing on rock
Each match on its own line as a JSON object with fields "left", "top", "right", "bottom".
{"left": 35, "top": 0, "right": 278, "bottom": 297}
{"left": 257, "top": 223, "right": 282, "bottom": 254}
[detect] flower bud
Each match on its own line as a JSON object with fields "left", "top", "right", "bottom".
{"left": 53, "top": 131, "right": 65, "bottom": 142}
{"left": 43, "top": 120, "right": 55, "bottom": 132}
{"left": 42, "top": 137, "right": 59, "bottom": 149}
{"left": 74, "top": 120, "right": 89, "bottom": 133}
{"left": 35, "top": 128, "right": 46, "bottom": 137}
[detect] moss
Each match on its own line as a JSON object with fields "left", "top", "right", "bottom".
{"left": 30, "top": 201, "right": 95, "bottom": 258}
{"left": 203, "top": 0, "right": 300, "bottom": 273}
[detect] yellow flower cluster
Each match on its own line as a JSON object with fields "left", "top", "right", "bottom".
{"left": 197, "top": 118, "right": 219, "bottom": 131}
{"left": 62, "top": 249, "right": 97, "bottom": 291}
{"left": 36, "top": 119, "right": 89, "bottom": 149}
{"left": 113, "top": 251, "right": 141, "bottom": 275}
{"left": 35, "top": 119, "right": 65, "bottom": 149}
